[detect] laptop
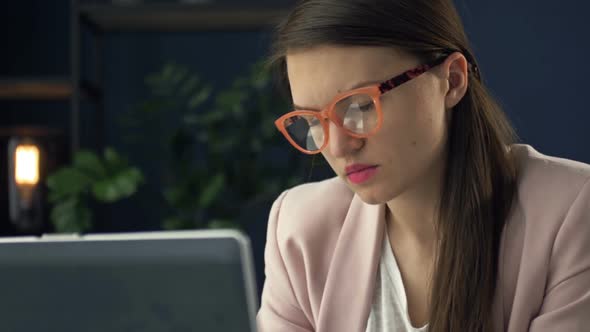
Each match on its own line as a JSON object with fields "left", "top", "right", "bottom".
{"left": 0, "top": 229, "right": 258, "bottom": 332}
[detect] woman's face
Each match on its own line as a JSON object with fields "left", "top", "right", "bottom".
{"left": 286, "top": 45, "right": 466, "bottom": 204}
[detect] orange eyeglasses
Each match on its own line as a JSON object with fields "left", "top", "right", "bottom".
{"left": 274, "top": 56, "right": 448, "bottom": 154}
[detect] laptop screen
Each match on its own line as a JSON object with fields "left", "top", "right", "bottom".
{"left": 0, "top": 231, "right": 258, "bottom": 332}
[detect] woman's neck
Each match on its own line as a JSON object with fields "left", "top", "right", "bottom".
{"left": 385, "top": 163, "right": 443, "bottom": 254}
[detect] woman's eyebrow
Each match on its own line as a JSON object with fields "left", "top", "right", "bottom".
{"left": 338, "top": 78, "right": 381, "bottom": 93}
{"left": 293, "top": 103, "right": 320, "bottom": 111}
{"left": 292, "top": 78, "right": 382, "bottom": 111}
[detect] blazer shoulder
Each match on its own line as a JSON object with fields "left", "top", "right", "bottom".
{"left": 512, "top": 144, "right": 590, "bottom": 201}
{"left": 509, "top": 144, "right": 590, "bottom": 238}
{"left": 502, "top": 148, "right": 590, "bottom": 330}
{"left": 273, "top": 177, "right": 355, "bottom": 245}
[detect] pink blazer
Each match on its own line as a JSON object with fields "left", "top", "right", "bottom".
{"left": 256, "top": 144, "right": 590, "bottom": 332}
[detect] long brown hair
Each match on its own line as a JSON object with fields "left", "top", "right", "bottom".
{"left": 270, "top": 1, "right": 518, "bottom": 331}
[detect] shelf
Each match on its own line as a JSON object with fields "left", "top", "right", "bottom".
{"left": 79, "top": 3, "right": 289, "bottom": 31}
{"left": 0, "top": 78, "right": 102, "bottom": 101}
{"left": 0, "top": 78, "right": 72, "bottom": 100}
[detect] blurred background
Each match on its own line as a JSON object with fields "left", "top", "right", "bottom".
{"left": 0, "top": 0, "right": 589, "bottom": 299}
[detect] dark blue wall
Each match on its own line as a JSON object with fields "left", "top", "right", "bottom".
{"left": 456, "top": 0, "right": 590, "bottom": 160}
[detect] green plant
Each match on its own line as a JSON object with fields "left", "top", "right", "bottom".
{"left": 46, "top": 148, "right": 144, "bottom": 233}
{"left": 121, "top": 60, "right": 310, "bottom": 230}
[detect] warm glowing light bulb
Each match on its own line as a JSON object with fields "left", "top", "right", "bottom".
{"left": 15, "top": 145, "right": 40, "bottom": 185}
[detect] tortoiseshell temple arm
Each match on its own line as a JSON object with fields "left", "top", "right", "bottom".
{"left": 378, "top": 56, "right": 448, "bottom": 94}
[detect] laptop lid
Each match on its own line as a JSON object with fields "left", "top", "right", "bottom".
{"left": 0, "top": 229, "right": 258, "bottom": 332}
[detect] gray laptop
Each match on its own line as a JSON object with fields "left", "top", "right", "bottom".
{"left": 0, "top": 230, "right": 258, "bottom": 332}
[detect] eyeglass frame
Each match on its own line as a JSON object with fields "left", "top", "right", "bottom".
{"left": 274, "top": 55, "right": 449, "bottom": 155}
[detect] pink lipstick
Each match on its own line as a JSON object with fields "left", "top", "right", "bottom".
{"left": 345, "top": 164, "right": 378, "bottom": 184}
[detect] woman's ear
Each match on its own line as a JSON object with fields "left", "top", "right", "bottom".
{"left": 442, "top": 52, "right": 469, "bottom": 109}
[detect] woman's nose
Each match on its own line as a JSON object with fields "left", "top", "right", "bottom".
{"left": 327, "top": 121, "right": 364, "bottom": 157}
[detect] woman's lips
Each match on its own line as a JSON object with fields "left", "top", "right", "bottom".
{"left": 346, "top": 166, "right": 379, "bottom": 184}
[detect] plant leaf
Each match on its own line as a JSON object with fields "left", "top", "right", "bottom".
{"left": 92, "top": 167, "right": 144, "bottom": 203}
{"left": 208, "top": 219, "right": 239, "bottom": 229}
{"left": 92, "top": 180, "right": 119, "bottom": 203}
{"left": 162, "top": 217, "right": 184, "bottom": 230}
{"left": 198, "top": 173, "right": 225, "bottom": 208}
{"left": 187, "top": 86, "right": 212, "bottom": 109}
{"left": 50, "top": 197, "right": 92, "bottom": 233}
{"left": 73, "top": 150, "right": 106, "bottom": 179}
{"left": 103, "top": 148, "right": 128, "bottom": 173}
{"left": 46, "top": 167, "right": 93, "bottom": 202}
{"left": 195, "top": 110, "right": 226, "bottom": 126}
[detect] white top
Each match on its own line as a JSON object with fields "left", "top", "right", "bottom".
{"left": 365, "top": 230, "right": 429, "bottom": 332}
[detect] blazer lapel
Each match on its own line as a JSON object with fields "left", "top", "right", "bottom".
{"left": 316, "top": 195, "right": 385, "bottom": 332}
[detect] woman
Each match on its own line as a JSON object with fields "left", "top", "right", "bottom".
{"left": 257, "top": 1, "right": 590, "bottom": 331}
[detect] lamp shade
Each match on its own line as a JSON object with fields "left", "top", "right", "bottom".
{"left": 0, "top": 127, "right": 66, "bottom": 235}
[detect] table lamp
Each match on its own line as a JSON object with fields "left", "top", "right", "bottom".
{"left": 8, "top": 138, "right": 44, "bottom": 232}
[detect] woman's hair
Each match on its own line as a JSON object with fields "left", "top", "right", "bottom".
{"left": 270, "top": 1, "right": 518, "bottom": 331}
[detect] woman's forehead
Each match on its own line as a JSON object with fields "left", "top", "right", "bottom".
{"left": 287, "top": 45, "right": 410, "bottom": 71}
{"left": 286, "top": 46, "right": 418, "bottom": 107}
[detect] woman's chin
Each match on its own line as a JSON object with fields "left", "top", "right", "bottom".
{"left": 352, "top": 188, "right": 392, "bottom": 205}
{"left": 348, "top": 181, "right": 406, "bottom": 206}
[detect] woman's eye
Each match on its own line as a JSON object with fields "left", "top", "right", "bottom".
{"left": 354, "top": 103, "right": 374, "bottom": 112}
{"left": 304, "top": 116, "right": 320, "bottom": 126}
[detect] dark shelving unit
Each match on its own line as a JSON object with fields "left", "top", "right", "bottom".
{"left": 79, "top": 3, "right": 289, "bottom": 31}
{"left": 0, "top": 78, "right": 74, "bottom": 100}
{"left": 2, "top": 1, "right": 289, "bottom": 155}
{"left": 0, "top": 78, "right": 101, "bottom": 101}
